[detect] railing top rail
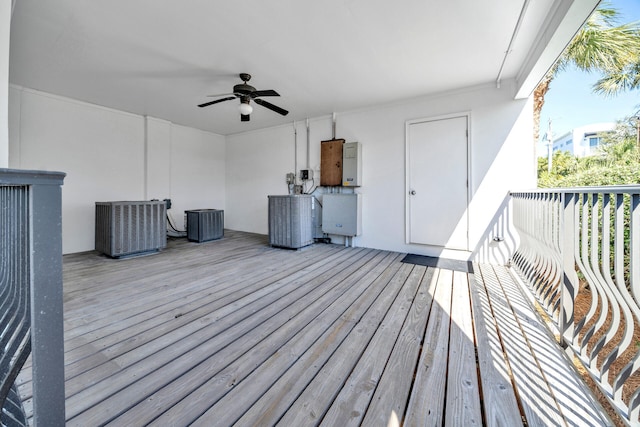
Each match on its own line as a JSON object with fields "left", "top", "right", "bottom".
{"left": 511, "top": 184, "right": 640, "bottom": 195}
{"left": 0, "top": 168, "right": 66, "bottom": 186}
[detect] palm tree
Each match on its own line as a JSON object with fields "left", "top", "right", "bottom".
{"left": 533, "top": 5, "right": 640, "bottom": 142}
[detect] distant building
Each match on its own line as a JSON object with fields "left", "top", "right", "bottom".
{"left": 547, "top": 122, "right": 616, "bottom": 157}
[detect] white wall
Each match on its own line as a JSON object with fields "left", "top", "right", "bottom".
{"left": 9, "top": 79, "right": 534, "bottom": 259}
{"left": 0, "top": 1, "right": 11, "bottom": 167}
{"left": 225, "top": 125, "right": 298, "bottom": 234}
{"left": 167, "top": 123, "right": 226, "bottom": 226}
{"left": 9, "top": 86, "right": 225, "bottom": 253}
{"left": 227, "top": 80, "right": 535, "bottom": 260}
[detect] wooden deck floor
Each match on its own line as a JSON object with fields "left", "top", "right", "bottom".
{"left": 17, "top": 230, "right": 610, "bottom": 426}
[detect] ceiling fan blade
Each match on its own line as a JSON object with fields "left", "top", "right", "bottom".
{"left": 254, "top": 98, "right": 289, "bottom": 116}
{"left": 206, "top": 92, "right": 235, "bottom": 98}
{"left": 251, "top": 89, "right": 280, "bottom": 98}
{"left": 197, "top": 96, "right": 235, "bottom": 108}
{"left": 241, "top": 114, "right": 250, "bottom": 122}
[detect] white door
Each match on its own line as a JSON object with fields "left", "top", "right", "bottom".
{"left": 406, "top": 115, "right": 469, "bottom": 250}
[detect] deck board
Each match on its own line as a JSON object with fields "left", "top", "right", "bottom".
{"left": 492, "top": 266, "right": 611, "bottom": 427}
{"left": 156, "top": 250, "right": 396, "bottom": 425}
{"left": 189, "top": 252, "right": 404, "bottom": 426}
{"left": 359, "top": 265, "right": 432, "bottom": 427}
{"left": 234, "top": 261, "right": 413, "bottom": 427}
{"left": 17, "top": 230, "right": 610, "bottom": 426}
{"left": 468, "top": 270, "right": 524, "bottom": 426}
{"left": 444, "top": 271, "right": 482, "bottom": 426}
{"left": 69, "top": 247, "right": 380, "bottom": 424}
{"left": 403, "top": 268, "right": 451, "bottom": 426}
{"left": 477, "top": 263, "right": 566, "bottom": 427}
{"left": 284, "top": 263, "right": 428, "bottom": 427}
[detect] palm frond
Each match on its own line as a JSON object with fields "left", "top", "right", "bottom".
{"left": 562, "top": 16, "right": 640, "bottom": 72}
{"left": 593, "top": 61, "right": 640, "bottom": 96}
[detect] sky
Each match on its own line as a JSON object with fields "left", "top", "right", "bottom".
{"left": 537, "top": 0, "right": 640, "bottom": 155}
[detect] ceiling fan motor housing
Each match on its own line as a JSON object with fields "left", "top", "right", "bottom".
{"left": 233, "top": 83, "right": 256, "bottom": 96}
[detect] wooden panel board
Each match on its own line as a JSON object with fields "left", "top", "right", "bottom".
{"left": 320, "top": 139, "right": 344, "bottom": 186}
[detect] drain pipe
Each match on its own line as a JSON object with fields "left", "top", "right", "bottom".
{"left": 306, "top": 118, "right": 310, "bottom": 169}
{"left": 332, "top": 112, "right": 337, "bottom": 139}
{"left": 293, "top": 121, "right": 297, "bottom": 185}
{"left": 496, "top": 0, "right": 531, "bottom": 88}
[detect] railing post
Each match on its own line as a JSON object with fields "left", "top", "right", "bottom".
{"left": 559, "top": 192, "right": 578, "bottom": 346}
{"left": 30, "top": 174, "right": 66, "bottom": 425}
{"left": 0, "top": 169, "right": 66, "bottom": 425}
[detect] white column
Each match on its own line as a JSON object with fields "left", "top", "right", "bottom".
{"left": 0, "top": 1, "right": 12, "bottom": 167}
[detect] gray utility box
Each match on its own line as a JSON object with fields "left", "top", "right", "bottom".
{"left": 268, "top": 195, "right": 314, "bottom": 249}
{"left": 95, "top": 200, "right": 167, "bottom": 258}
{"left": 342, "top": 142, "right": 362, "bottom": 187}
{"left": 186, "top": 209, "right": 224, "bottom": 242}
{"left": 322, "top": 193, "right": 362, "bottom": 236}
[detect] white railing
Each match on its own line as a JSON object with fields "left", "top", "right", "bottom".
{"left": 511, "top": 186, "right": 640, "bottom": 425}
{"left": 0, "top": 169, "right": 66, "bottom": 425}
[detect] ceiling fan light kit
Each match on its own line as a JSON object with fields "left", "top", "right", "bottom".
{"left": 198, "top": 73, "right": 288, "bottom": 122}
{"left": 238, "top": 101, "right": 253, "bottom": 115}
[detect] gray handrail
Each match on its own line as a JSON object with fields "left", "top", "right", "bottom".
{"left": 0, "top": 168, "right": 66, "bottom": 426}
{"left": 511, "top": 186, "right": 640, "bottom": 424}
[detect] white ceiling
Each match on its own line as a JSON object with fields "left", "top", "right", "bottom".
{"left": 8, "top": 0, "right": 595, "bottom": 135}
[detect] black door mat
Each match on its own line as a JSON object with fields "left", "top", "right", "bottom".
{"left": 401, "top": 254, "right": 474, "bottom": 273}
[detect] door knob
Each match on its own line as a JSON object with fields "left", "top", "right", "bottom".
{"left": 410, "top": 190, "right": 416, "bottom": 195}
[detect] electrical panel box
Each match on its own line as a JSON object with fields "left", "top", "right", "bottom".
{"left": 342, "top": 142, "right": 362, "bottom": 187}
{"left": 322, "top": 193, "right": 362, "bottom": 236}
{"left": 320, "top": 139, "right": 344, "bottom": 186}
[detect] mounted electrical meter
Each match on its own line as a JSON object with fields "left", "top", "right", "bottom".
{"left": 342, "top": 142, "right": 362, "bottom": 187}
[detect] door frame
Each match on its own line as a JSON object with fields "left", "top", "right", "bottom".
{"left": 405, "top": 111, "right": 472, "bottom": 248}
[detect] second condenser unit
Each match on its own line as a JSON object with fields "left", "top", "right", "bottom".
{"left": 186, "top": 209, "right": 224, "bottom": 242}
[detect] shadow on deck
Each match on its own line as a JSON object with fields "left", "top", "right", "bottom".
{"left": 17, "top": 230, "right": 611, "bottom": 426}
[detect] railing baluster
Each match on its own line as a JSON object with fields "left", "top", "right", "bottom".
{"left": 588, "top": 193, "right": 614, "bottom": 370}
{"left": 598, "top": 193, "right": 629, "bottom": 390}
{"left": 560, "top": 193, "right": 578, "bottom": 346}
{"left": 631, "top": 194, "right": 640, "bottom": 307}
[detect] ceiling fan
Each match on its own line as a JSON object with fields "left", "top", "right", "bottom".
{"left": 198, "top": 73, "right": 289, "bottom": 122}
